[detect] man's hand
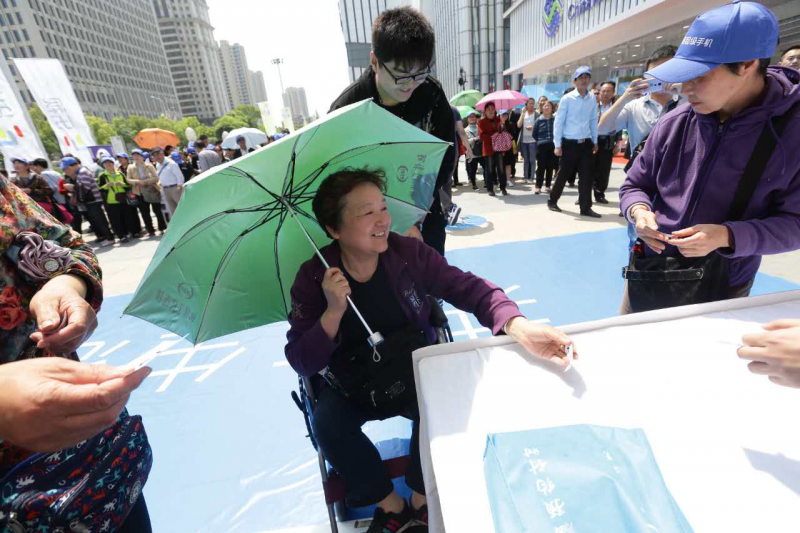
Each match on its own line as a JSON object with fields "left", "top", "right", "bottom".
{"left": 63, "top": 183, "right": 75, "bottom": 192}
{"left": 505, "top": 317, "right": 577, "bottom": 368}
{"left": 554, "top": 147, "right": 563, "bottom": 157}
{"left": 738, "top": 319, "right": 800, "bottom": 388}
{"left": 29, "top": 275, "right": 98, "bottom": 354}
{"left": 405, "top": 225, "right": 423, "bottom": 242}
{"left": 669, "top": 224, "right": 731, "bottom": 257}
{"left": 592, "top": 144, "right": 599, "bottom": 155}
{"left": 0, "top": 358, "right": 151, "bottom": 452}
{"left": 621, "top": 79, "right": 650, "bottom": 102}
{"left": 632, "top": 206, "right": 668, "bottom": 253}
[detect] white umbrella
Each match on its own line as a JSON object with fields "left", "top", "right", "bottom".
{"left": 221, "top": 127, "right": 268, "bottom": 150}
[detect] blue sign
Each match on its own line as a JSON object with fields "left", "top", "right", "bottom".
{"left": 542, "top": 0, "right": 564, "bottom": 37}
{"left": 568, "top": 0, "right": 604, "bottom": 20}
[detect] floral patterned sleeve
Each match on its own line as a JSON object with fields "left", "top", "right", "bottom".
{"left": 1, "top": 178, "right": 103, "bottom": 312}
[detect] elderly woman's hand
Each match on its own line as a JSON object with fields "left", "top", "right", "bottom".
{"left": 505, "top": 317, "right": 577, "bottom": 367}
{"left": 28, "top": 274, "right": 98, "bottom": 353}
{"left": 0, "top": 358, "right": 151, "bottom": 452}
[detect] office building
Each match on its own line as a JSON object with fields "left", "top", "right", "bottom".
{"left": 0, "top": 0, "right": 179, "bottom": 122}
{"left": 283, "top": 86, "right": 310, "bottom": 127}
{"left": 249, "top": 70, "right": 268, "bottom": 104}
{"left": 505, "top": 0, "right": 799, "bottom": 103}
{"left": 152, "top": 0, "right": 230, "bottom": 123}
{"left": 219, "top": 40, "right": 255, "bottom": 108}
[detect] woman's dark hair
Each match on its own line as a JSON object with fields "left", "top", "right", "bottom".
{"left": 645, "top": 45, "right": 677, "bottom": 71}
{"left": 312, "top": 167, "right": 388, "bottom": 238}
{"left": 372, "top": 7, "right": 434, "bottom": 71}
{"left": 724, "top": 58, "right": 770, "bottom": 77}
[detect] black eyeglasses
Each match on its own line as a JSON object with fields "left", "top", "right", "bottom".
{"left": 378, "top": 59, "right": 431, "bottom": 85}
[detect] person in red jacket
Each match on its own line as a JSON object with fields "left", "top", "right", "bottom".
{"left": 478, "top": 102, "right": 507, "bottom": 196}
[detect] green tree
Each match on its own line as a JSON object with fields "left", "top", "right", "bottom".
{"left": 211, "top": 114, "right": 249, "bottom": 142}
{"left": 231, "top": 105, "right": 262, "bottom": 129}
{"left": 28, "top": 104, "right": 60, "bottom": 157}
{"left": 85, "top": 115, "right": 116, "bottom": 145}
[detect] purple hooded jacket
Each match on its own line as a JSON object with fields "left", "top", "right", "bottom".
{"left": 620, "top": 66, "right": 800, "bottom": 286}
{"left": 285, "top": 233, "right": 523, "bottom": 377}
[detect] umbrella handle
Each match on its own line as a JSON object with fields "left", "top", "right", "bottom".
{"left": 283, "top": 198, "right": 384, "bottom": 347}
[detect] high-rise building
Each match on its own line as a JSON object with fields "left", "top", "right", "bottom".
{"left": 152, "top": 0, "right": 230, "bottom": 123}
{"left": 282, "top": 86, "right": 310, "bottom": 127}
{"left": 249, "top": 70, "right": 268, "bottom": 104}
{"left": 429, "top": 0, "right": 515, "bottom": 99}
{"left": 0, "top": 0, "right": 179, "bottom": 122}
{"left": 219, "top": 40, "right": 255, "bottom": 108}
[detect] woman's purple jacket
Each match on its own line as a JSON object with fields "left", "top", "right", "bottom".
{"left": 285, "top": 233, "right": 523, "bottom": 377}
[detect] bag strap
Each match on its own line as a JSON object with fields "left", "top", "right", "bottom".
{"left": 727, "top": 102, "right": 798, "bottom": 221}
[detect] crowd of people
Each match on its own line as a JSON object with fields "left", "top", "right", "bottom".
{"left": 1, "top": 2, "right": 800, "bottom": 532}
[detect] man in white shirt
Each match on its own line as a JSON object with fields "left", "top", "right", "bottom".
{"left": 151, "top": 147, "right": 184, "bottom": 216}
{"left": 195, "top": 140, "right": 222, "bottom": 173}
{"left": 549, "top": 66, "right": 601, "bottom": 218}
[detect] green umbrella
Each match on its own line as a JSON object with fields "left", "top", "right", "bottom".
{"left": 123, "top": 100, "right": 450, "bottom": 344}
{"left": 450, "top": 89, "right": 484, "bottom": 108}
{"left": 456, "top": 105, "right": 478, "bottom": 119}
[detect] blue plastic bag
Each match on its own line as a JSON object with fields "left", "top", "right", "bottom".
{"left": 484, "top": 424, "right": 693, "bottom": 532}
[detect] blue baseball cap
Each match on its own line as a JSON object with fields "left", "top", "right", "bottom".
{"left": 187, "top": 146, "right": 196, "bottom": 154}
{"left": 60, "top": 157, "right": 79, "bottom": 169}
{"left": 573, "top": 66, "right": 591, "bottom": 80}
{"left": 646, "top": 1, "right": 778, "bottom": 83}
{"left": 10, "top": 156, "right": 29, "bottom": 165}
{"left": 170, "top": 151, "right": 182, "bottom": 163}
{"left": 99, "top": 156, "right": 115, "bottom": 166}
{"left": 131, "top": 149, "right": 144, "bottom": 157}
{"left": 116, "top": 152, "right": 129, "bottom": 160}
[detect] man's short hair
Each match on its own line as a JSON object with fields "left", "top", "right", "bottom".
{"left": 312, "top": 167, "right": 387, "bottom": 238}
{"left": 783, "top": 45, "right": 800, "bottom": 57}
{"left": 195, "top": 140, "right": 206, "bottom": 150}
{"left": 600, "top": 81, "right": 616, "bottom": 90}
{"left": 198, "top": 135, "right": 209, "bottom": 141}
{"left": 372, "top": 7, "right": 434, "bottom": 71}
{"left": 31, "top": 158, "right": 49, "bottom": 168}
{"left": 724, "top": 58, "right": 770, "bottom": 77}
{"left": 645, "top": 45, "right": 678, "bottom": 71}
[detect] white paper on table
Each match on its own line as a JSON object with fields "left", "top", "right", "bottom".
{"left": 413, "top": 291, "right": 800, "bottom": 533}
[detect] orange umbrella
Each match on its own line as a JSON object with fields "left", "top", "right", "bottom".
{"left": 134, "top": 128, "right": 180, "bottom": 149}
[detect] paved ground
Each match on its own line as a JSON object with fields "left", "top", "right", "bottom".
{"left": 95, "top": 160, "right": 800, "bottom": 297}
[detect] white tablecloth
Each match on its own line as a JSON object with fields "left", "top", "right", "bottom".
{"left": 413, "top": 291, "right": 800, "bottom": 532}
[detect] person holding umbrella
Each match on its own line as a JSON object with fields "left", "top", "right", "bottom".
{"left": 287, "top": 167, "right": 578, "bottom": 532}
{"left": 233, "top": 135, "right": 254, "bottom": 159}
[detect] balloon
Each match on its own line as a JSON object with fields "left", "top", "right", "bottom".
{"left": 221, "top": 131, "right": 229, "bottom": 140}
{"left": 185, "top": 127, "right": 198, "bottom": 142}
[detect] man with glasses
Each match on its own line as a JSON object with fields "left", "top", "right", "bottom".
{"left": 330, "top": 6, "right": 455, "bottom": 257}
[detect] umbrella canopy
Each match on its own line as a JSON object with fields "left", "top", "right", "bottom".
{"left": 124, "top": 100, "right": 450, "bottom": 344}
{"left": 133, "top": 128, "right": 180, "bottom": 149}
{"left": 475, "top": 90, "right": 528, "bottom": 111}
{"left": 456, "top": 106, "right": 478, "bottom": 119}
{"left": 220, "top": 127, "right": 268, "bottom": 150}
{"left": 450, "top": 89, "right": 484, "bottom": 108}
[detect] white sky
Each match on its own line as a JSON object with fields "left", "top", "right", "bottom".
{"left": 206, "top": 0, "right": 351, "bottom": 117}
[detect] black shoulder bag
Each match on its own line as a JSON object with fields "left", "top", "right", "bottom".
{"left": 621, "top": 106, "right": 795, "bottom": 313}
{"left": 323, "top": 326, "right": 430, "bottom": 415}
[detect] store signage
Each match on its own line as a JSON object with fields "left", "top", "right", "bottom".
{"left": 568, "top": 0, "right": 604, "bottom": 20}
{"left": 542, "top": 0, "right": 564, "bottom": 38}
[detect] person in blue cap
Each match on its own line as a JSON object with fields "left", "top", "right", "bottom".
{"left": 548, "top": 65, "right": 601, "bottom": 218}
{"left": 619, "top": 1, "right": 800, "bottom": 313}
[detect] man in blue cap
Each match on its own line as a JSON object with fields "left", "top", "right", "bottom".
{"left": 549, "top": 65, "right": 601, "bottom": 218}
{"left": 619, "top": 1, "right": 800, "bottom": 313}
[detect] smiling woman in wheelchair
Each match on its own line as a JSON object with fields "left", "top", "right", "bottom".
{"left": 285, "top": 167, "right": 577, "bottom": 532}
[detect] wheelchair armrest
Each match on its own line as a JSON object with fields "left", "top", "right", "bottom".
{"left": 427, "top": 295, "right": 449, "bottom": 329}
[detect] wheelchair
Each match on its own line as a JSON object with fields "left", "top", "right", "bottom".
{"left": 291, "top": 296, "right": 453, "bottom": 532}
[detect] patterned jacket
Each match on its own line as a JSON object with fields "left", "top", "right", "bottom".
{"left": 0, "top": 176, "right": 103, "bottom": 471}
